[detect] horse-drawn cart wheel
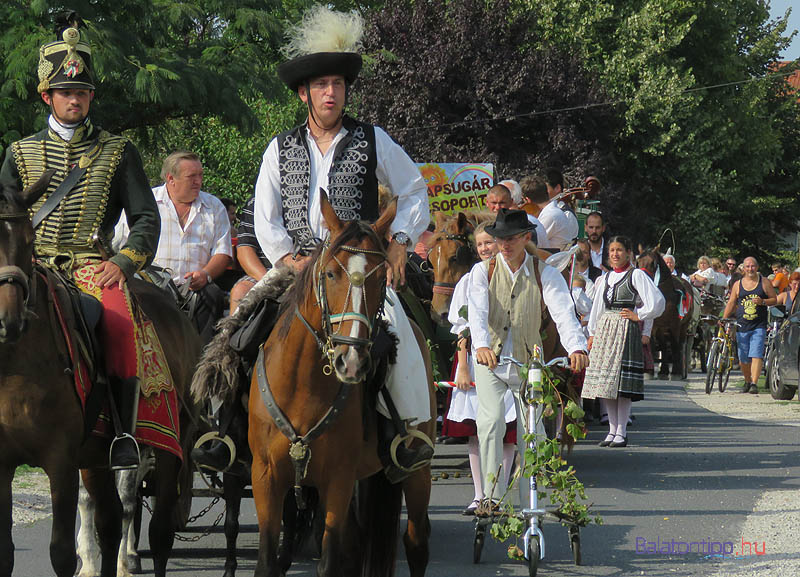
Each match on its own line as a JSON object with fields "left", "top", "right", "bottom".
{"left": 473, "top": 521, "right": 486, "bottom": 564}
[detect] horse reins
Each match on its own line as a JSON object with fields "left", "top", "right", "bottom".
{"left": 431, "top": 231, "right": 476, "bottom": 296}
{"left": 296, "top": 225, "right": 388, "bottom": 375}
{"left": 0, "top": 210, "right": 32, "bottom": 308}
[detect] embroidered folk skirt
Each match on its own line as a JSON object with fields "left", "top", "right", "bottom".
{"left": 582, "top": 310, "right": 644, "bottom": 401}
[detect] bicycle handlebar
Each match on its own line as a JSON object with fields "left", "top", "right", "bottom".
{"left": 499, "top": 356, "right": 571, "bottom": 369}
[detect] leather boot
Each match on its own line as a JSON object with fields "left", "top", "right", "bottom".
{"left": 110, "top": 377, "right": 140, "bottom": 470}
{"left": 191, "top": 439, "right": 234, "bottom": 472}
{"left": 377, "top": 414, "right": 434, "bottom": 484}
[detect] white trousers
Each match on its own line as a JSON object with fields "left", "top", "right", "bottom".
{"left": 474, "top": 362, "right": 546, "bottom": 505}
{"left": 376, "top": 287, "right": 433, "bottom": 426}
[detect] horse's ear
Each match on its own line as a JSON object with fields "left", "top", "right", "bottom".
{"left": 434, "top": 210, "right": 447, "bottom": 229}
{"left": 456, "top": 211, "right": 469, "bottom": 231}
{"left": 373, "top": 196, "right": 397, "bottom": 239}
{"left": 319, "top": 188, "right": 343, "bottom": 237}
{"left": 18, "top": 169, "right": 56, "bottom": 208}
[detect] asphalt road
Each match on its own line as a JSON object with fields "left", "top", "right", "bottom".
{"left": 10, "top": 375, "right": 800, "bottom": 576}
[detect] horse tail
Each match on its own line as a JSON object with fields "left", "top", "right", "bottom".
{"left": 357, "top": 472, "right": 403, "bottom": 577}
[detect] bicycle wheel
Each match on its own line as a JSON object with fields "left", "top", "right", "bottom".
{"left": 569, "top": 526, "right": 581, "bottom": 565}
{"left": 705, "top": 341, "right": 720, "bottom": 394}
{"left": 717, "top": 341, "right": 730, "bottom": 393}
{"left": 473, "top": 521, "right": 486, "bottom": 564}
{"left": 528, "top": 535, "right": 540, "bottom": 577}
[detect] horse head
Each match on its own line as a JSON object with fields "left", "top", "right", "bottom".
{"left": 636, "top": 246, "right": 672, "bottom": 294}
{"left": 313, "top": 190, "right": 395, "bottom": 384}
{"left": 0, "top": 170, "right": 53, "bottom": 343}
{"left": 428, "top": 211, "right": 477, "bottom": 326}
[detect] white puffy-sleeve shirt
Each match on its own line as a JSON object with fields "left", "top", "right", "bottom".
{"left": 586, "top": 268, "right": 665, "bottom": 337}
{"left": 447, "top": 273, "right": 472, "bottom": 336}
{"left": 468, "top": 253, "right": 588, "bottom": 382}
{"left": 253, "top": 123, "right": 430, "bottom": 265}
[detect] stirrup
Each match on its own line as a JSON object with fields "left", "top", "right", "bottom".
{"left": 192, "top": 432, "right": 237, "bottom": 473}
{"left": 389, "top": 429, "right": 435, "bottom": 473}
{"left": 109, "top": 433, "right": 140, "bottom": 471}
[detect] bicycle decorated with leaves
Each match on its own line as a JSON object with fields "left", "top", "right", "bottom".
{"left": 471, "top": 346, "right": 601, "bottom": 576}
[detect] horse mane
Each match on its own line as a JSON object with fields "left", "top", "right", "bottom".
{"left": 276, "top": 220, "right": 385, "bottom": 339}
{"left": 190, "top": 266, "right": 297, "bottom": 403}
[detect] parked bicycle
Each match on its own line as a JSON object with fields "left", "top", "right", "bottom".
{"left": 704, "top": 316, "right": 739, "bottom": 394}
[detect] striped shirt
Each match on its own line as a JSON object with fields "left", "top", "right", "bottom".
{"left": 237, "top": 195, "right": 270, "bottom": 268}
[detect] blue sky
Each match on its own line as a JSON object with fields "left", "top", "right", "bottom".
{"left": 770, "top": 0, "right": 799, "bottom": 60}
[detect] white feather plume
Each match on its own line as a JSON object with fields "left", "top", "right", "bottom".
{"left": 282, "top": 6, "right": 363, "bottom": 58}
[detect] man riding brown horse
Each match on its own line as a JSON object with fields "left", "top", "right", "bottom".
{"left": 0, "top": 13, "right": 167, "bottom": 471}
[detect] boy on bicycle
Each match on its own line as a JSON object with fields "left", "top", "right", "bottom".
{"left": 469, "top": 208, "right": 588, "bottom": 506}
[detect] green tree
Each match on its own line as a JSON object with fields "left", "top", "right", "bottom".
{"left": 521, "top": 0, "right": 800, "bottom": 264}
{"left": 0, "top": 0, "right": 290, "bottom": 146}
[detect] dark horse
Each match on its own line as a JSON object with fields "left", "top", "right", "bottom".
{"left": 0, "top": 175, "right": 202, "bottom": 577}
{"left": 247, "top": 194, "right": 433, "bottom": 577}
{"left": 637, "top": 248, "right": 698, "bottom": 379}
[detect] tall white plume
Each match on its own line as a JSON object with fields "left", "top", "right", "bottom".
{"left": 282, "top": 6, "right": 364, "bottom": 58}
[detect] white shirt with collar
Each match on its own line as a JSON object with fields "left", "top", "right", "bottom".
{"left": 253, "top": 123, "right": 429, "bottom": 265}
{"left": 114, "top": 184, "right": 232, "bottom": 280}
{"left": 468, "top": 252, "right": 588, "bottom": 383}
{"left": 586, "top": 268, "right": 665, "bottom": 337}
{"left": 590, "top": 238, "right": 605, "bottom": 269}
{"left": 537, "top": 201, "right": 579, "bottom": 250}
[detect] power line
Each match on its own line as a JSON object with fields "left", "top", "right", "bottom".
{"left": 390, "top": 68, "right": 799, "bottom": 134}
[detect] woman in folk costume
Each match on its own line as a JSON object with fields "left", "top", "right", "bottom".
{"left": 252, "top": 6, "right": 433, "bottom": 480}
{"left": 441, "top": 222, "right": 517, "bottom": 515}
{"left": 582, "top": 236, "right": 665, "bottom": 448}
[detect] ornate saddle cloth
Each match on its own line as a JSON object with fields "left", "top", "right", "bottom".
{"left": 38, "top": 262, "right": 183, "bottom": 459}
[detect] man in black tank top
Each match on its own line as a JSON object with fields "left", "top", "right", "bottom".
{"left": 722, "top": 257, "right": 777, "bottom": 394}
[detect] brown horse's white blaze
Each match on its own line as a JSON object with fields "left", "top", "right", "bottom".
{"left": 332, "top": 252, "right": 370, "bottom": 382}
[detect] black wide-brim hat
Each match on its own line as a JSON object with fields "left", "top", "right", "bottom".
{"left": 485, "top": 209, "right": 535, "bottom": 238}
{"left": 277, "top": 52, "right": 362, "bottom": 92}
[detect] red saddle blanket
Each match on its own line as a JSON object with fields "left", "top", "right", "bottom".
{"left": 45, "top": 269, "right": 183, "bottom": 460}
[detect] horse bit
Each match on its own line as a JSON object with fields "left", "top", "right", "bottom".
{"left": 0, "top": 210, "right": 32, "bottom": 308}
{"left": 296, "top": 229, "right": 388, "bottom": 375}
{"left": 431, "top": 230, "right": 476, "bottom": 296}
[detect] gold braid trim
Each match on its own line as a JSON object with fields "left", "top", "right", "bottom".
{"left": 119, "top": 247, "right": 150, "bottom": 273}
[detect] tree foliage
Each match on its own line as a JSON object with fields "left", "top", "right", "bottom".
{"left": 356, "top": 0, "right": 619, "bottom": 193}
{"left": 0, "top": 0, "right": 290, "bottom": 146}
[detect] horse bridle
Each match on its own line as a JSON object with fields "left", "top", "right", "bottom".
{"left": 0, "top": 210, "right": 32, "bottom": 307}
{"left": 295, "top": 225, "right": 388, "bottom": 375}
{"left": 431, "top": 231, "right": 476, "bottom": 296}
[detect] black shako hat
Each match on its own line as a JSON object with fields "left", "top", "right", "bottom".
{"left": 277, "top": 6, "right": 364, "bottom": 92}
{"left": 37, "top": 12, "right": 95, "bottom": 92}
{"left": 485, "top": 209, "right": 535, "bottom": 238}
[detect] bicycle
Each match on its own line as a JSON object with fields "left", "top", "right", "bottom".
{"left": 469, "top": 349, "right": 581, "bottom": 575}
{"left": 703, "top": 316, "right": 738, "bottom": 394}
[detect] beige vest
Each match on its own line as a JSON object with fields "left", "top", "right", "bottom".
{"left": 486, "top": 254, "right": 543, "bottom": 359}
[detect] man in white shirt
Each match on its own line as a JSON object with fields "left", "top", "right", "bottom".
{"left": 585, "top": 211, "right": 609, "bottom": 270}
{"left": 252, "top": 7, "right": 432, "bottom": 478}
{"left": 521, "top": 174, "right": 577, "bottom": 250}
{"left": 469, "top": 209, "right": 588, "bottom": 505}
{"left": 116, "top": 151, "right": 232, "bottom": 342}
{"left": 544, "top": 168, "right": 580, "bottom": 246}
{"left": 485, "top": 183, "right": 546, "bottom": 246}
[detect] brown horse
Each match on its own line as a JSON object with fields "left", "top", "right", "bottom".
{"left": 636, "top": 248, "right": 699, "bottom": 379}
{"left": 0, "top": 176, "right": 201, "bottom": 577}
{"left": 248, "top": 194, "right": 433, "bottom": 577}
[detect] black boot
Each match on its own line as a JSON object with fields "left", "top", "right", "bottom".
{"left": 377, "top": 415, "right": 434, "bottom": 484}
{"left": 191, "top": 439, "right": 234, "bottom": 472}
{"left": 110, "top": 377, "right": 140, "bottom": 471}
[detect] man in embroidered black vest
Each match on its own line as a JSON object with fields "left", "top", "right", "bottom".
{"left": 247, "top": 7, "right": 432, "bottom": 480}
{"left": 0, "top": 13, "right": 162, "bottom": 470}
